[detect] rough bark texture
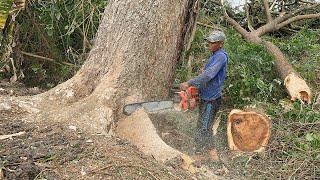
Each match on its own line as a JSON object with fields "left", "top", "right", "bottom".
{"left": 35, "top": 0, "right": 199, "bottom": 105}
{"left": 1, "top": 0, "right": 199, "bottom": 135}
{"left": 0, "top": 0, "right": 201, "bottom": 171}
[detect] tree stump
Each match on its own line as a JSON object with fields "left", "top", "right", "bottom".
{"left": 227, "top": 109, "right": 271, "bottom": 152}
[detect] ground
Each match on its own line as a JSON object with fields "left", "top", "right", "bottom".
{"left": 1, "top": 80, "right": 318, "bottom": 179}
{"left": 0, "top": 80, "right": 193, "bottom": 180}
{"left": 150, "top": 110, "right": 249, "bottom": 179}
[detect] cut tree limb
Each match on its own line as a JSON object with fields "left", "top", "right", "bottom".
{"left": 262, "top": 40, "right": 312, "bottom": 103}
{"left": 222, "top": 2, "right": 317, "bottom": 103}
{"left": 284, "top": 73, "right": 312, "bottom": 103}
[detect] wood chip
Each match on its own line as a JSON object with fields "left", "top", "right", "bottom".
{"left": 0, "top": 131, "right": 26, "bottom": 140}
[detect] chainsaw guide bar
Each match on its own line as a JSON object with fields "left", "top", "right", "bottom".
{"left": 123, "top": 86, "right": 199, "bottom": 116}
{"left": 123, "top": 101, "right": 174, "bottom": 115}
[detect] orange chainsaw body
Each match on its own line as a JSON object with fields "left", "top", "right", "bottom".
{"left": 177, "top": 86, "right": 199, "bottom": 111}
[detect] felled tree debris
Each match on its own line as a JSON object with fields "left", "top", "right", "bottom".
{"left": 284, "top": 73, "right": 312, "bottom": 103}
{"left": 227, "top": 109, "right": 271, "bottom": 152}
{"left": 221, "top": 1, "right": 319, "bottom": 103}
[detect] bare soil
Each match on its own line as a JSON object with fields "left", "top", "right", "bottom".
{"left": 0, "top": 81, "right": 193, "bottom": 180}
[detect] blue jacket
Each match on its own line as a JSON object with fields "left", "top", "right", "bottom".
{"left": 188, "top": 48, "right": 228, "bottom": 101}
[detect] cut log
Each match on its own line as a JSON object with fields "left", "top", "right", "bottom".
{"left": 227, "top": 109, "right": 271, "bottom": 152}
{"left": 284, "top": 73, "right": 312, "bottom": 104}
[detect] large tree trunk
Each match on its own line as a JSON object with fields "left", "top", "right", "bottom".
{"left": 0, "top": 0, "right": 201, "bottom": 169}
{"left": 11, "top": 0, "right": 196, "bottom": 131}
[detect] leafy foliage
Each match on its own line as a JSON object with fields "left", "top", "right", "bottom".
{"left": 275, "top": 29, "right": 320, "bottom": 91}
{"left": 16, "top": 0, "right": 107, "bottom": 87}
{"left": 175, "top": 4, "right": 319, "bottom": 178}
{"left": 0, "top": 0, "right": 12, "bottom": 29}
{"left": 175, "top": 27, "right": 285, "bottom": 107}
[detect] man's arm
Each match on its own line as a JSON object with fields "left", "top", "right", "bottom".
{"left": 188, "top": 54, "right": 226, "bottom": 88}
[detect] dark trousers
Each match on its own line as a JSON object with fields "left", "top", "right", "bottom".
{"left": 195, "top": 97, "right": 221, "bottom": 153}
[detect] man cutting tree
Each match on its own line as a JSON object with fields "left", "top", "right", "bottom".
{"left": 180, "top": 30, "right": 228, "bottom": 159}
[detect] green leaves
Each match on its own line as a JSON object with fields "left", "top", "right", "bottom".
{"left": 16, "top": 0, "right": 108, "bottom": 87}
{"left": 0, "top": 0, "right": 13, "bottom": 29}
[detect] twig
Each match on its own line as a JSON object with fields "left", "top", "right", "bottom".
{"left": 21, "top": 51, "right": 78, "bottom": 67}
{"left": 300, "top": 0, "right": 317, "bottom": 4}
{"left": 0, "top": 131, "right": 25, "bottom": 140}
{"left": 147, "top": 170, "right": 159, "bottom": 180}
{"left": 269, "top": 0, "right": 277, "bottom": 10}
{"left": 33, "top": 168, "right": 57, "bottom": 180}
{"left": 288, "top": 160, "right": 306, "bottom": 179}
{"left": 77, "top": 27, "right": 92, "bottom": 49}
{"left": 196, "top": 21, "right": 215, "bottom": 29}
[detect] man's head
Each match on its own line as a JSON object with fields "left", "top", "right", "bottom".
{"left": 205, "top": 30, "right": 225, "bottom": 53}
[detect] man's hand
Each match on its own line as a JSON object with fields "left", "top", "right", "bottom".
{"left": 180, "top": 82, "right": 189, "bottom": 90}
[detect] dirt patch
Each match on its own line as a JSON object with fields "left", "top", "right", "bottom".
{"left": 0, "top": 79, "right": 44, "bottom": 96}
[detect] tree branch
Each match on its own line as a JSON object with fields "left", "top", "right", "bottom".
{"left": 196, "top": 21, "right": 217, "bottom": 29}
{"left": 274, "top": 3, "right": 319, "bottom": 24}
{"left": 299, "top": 0, "right": 317, "bottom": 5}
{"left": 21, "top": 51, "right": 78, "bottom": 67}
{"left": 276, "top": 13, "right": 320, "bottom": 29}
{"left": 224, "top": 10, "right": 262, "bottom": 43}
{"left": 255, "top": 3, "right": 320, "bottom": 36}
{"left": 245, "top": 0, "right": 255, "bottom": 31}
{"left": 262, "top": 0, "right": 273, "bottom": 22}
{"left": 223, "top": 11, "right": 248, "bottom": 37}
{"left": 269, "top": 0, "right": 277, "bottom": 10}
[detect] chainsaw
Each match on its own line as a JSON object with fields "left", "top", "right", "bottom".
{"left": 123, "top": 86, "right": 199, "bottom": 115}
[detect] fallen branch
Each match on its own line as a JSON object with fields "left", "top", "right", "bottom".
{"left": 0, "top": 131, "right": 25, "bottom": 140}
{"left": 21, "top": 51, "right": 78, "bottom": 67}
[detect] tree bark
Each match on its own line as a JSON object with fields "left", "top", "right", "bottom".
{"left": 0, "top": 0, "right": 200, "bottom": 166}
{"left": 22, "top": 0, "right": 197, "bottom": 117}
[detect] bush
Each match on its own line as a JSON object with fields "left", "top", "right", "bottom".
{"left": 16, "top": 0, "right": 107, "bottom": 87}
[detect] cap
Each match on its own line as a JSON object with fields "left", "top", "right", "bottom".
{"left": 205, "top": 30, "right": 226, "bottom": 43}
